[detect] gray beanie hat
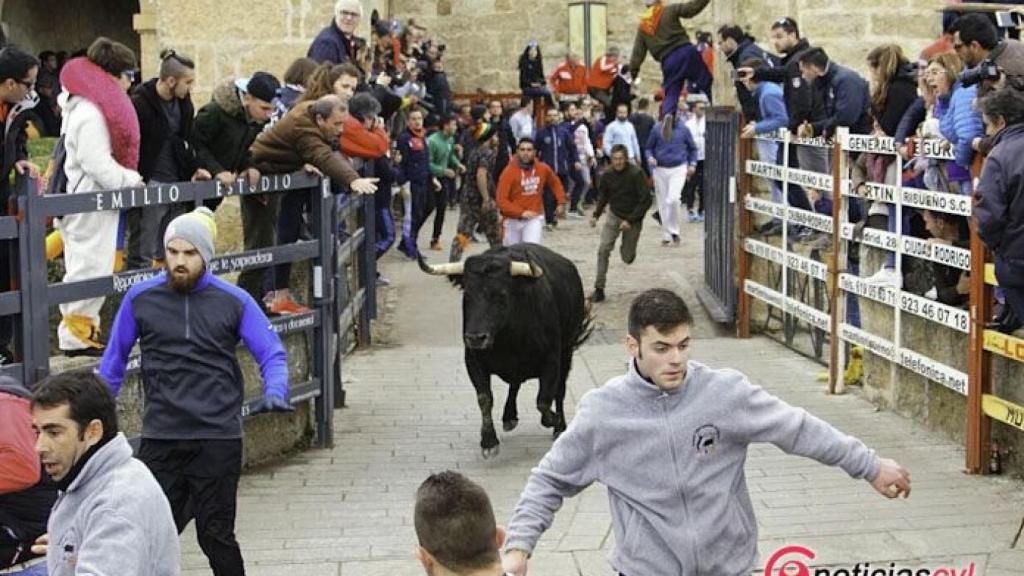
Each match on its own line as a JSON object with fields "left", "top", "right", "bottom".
{"left": 164, "top": 207, "right": 218, "bottom": 264}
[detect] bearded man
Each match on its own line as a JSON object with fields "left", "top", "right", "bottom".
{"left": 98, "top": 207, "right": 291, "bottom": 576}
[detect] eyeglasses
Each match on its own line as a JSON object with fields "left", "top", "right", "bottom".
{"left": 339, "top": 10, "right": 360, "bottom": 19}
{"left": 16, "top": 78, "right": 35, "bottom": 90}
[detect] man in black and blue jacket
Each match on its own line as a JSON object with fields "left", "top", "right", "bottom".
{"left": 99, "top": 207, "right": 290, "bottom": 576}
{"left": 535, "top": 107, "right": 580, "bottom": 228}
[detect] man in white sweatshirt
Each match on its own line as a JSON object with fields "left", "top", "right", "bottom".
{"left": 602, "top": 103, "right": 641, "bottom": 163}
{"left": 502, "top": 288, "right": 912, "bottom": 576}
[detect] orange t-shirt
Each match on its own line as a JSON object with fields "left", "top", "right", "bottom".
{"left": 496, "top": 161, "right": 565, "bottom": 219}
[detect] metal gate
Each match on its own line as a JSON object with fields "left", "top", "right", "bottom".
{"left": 697, "top": 106, "right": 740, "bottom": 323}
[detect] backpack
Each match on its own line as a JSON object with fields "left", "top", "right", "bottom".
{"left": 43, "top": 134, "right": 69, "bottom": 195}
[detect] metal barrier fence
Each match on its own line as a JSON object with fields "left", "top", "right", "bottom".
{"left": 697, "top": 107, "right": 740, "bottom": 323}
{"left": 0, "top": 173, "right": 377, "bottom": 448}
{"left": 736, "top": 127, "right": 1022, "bottom": 473}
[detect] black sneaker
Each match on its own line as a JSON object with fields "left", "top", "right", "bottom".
{"left": 592, "top": 288, "right": 606, "bottom": 302}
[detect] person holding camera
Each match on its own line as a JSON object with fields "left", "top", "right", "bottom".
{"left": 718, "top": 24, "right": 778, "bottom": 124}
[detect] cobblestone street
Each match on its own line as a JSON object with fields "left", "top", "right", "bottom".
{"left": 182, "top": 211, "right": 1024, "bottom": 576}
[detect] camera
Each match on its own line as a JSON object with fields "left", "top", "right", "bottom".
{"left": 960, "top": 59, "right": 1000, "bottom": 87}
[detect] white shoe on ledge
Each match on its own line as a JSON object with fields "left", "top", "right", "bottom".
{"left": 864, "top": 266, "right": 902, "bottom": 289}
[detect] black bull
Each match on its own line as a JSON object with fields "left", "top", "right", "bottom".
{"left": 419, "top": 244, "right": 593, "bottom": 458}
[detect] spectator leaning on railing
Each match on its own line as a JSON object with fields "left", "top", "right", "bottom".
{"left": 127, "top": 49, "right": 208, "bottom": 270}
{"left": 56, "top": 37, "right": 142, "bottom": 358}
{"left": 975, "top": 87, "right": 1024, "bottom": 335}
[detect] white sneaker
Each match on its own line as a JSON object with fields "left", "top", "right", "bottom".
{"left": 864, "top": 267, "right": 902, "bottom": 289}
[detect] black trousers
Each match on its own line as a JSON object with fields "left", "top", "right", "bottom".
{"left": 682, "top": 160, "right": 705, "bottom": 212}
{"left": 139, "top": 438, "right": 245, "bottom": 576}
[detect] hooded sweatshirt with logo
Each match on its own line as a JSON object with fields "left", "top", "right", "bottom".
{"left": 505, "top": 360, "right": 880, "bottom": 576}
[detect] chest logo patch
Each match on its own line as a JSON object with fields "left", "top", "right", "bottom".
{"left": 692, "top": 424, "right": 720, "bottom": 456}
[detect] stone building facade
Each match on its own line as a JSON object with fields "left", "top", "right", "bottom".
{"left": 2, "top": 1, "right": 944, "bottom": 105}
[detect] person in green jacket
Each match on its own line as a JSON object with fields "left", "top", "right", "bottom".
{"left": 589, "top": 145, "right": 652, "bottom": 302}
{"left": 628, "top": 0, "right": 713, "bottom": 133}
{"left": 425, "top": 115, "right": 466, "bottom": 250}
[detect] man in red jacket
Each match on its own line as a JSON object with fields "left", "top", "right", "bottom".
{"left": 550, "top": 51, "right": 589, "bottom": 102}
{"left": 496, "top": 137, "right": 566, "bottom": 246}
{"left": 1, "top": 376, "right": 56, "bottom": 574}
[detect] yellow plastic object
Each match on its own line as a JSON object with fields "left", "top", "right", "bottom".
{"left": 983, "top": 329, "right": 1024, "bottom": 363}
{"left": 45, "top": 230, "right": 64, "bottom": 260}
{"left": 843, "top": 346, "right": 864, "bottom": 385}
{"left": 984, "top": 263, "right": 998, "bottom": 286}
{"left": 982, "top": 394, "right": 1024, "bottom": 433}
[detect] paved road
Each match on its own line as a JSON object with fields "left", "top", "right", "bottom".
{"left": 181, "top": 207, "right": 1024, "bottom": 575}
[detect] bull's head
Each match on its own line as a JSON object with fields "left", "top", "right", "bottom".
{"left": 418, "top": 254, "right": 544, "bottom": 350}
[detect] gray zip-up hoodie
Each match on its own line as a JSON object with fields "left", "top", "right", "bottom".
{"left": 46, "top": 433, "right": 179, "bottom": 576}
{"left": 505, "top": 360, "right": 880, "bottom": 576}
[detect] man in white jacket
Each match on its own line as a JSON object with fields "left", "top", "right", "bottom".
{"left": 56, "top": 39, "right": 143, "bottom": 357}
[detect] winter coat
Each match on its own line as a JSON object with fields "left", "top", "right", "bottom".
{"left": 398, "top": 127, "right": 431, "bottom": 185}
{"left": 0, "top": 378, "right": 56, "bottom": 569}
{"left": 193, "top": 79, "right": 265, "bottom": 176}
{"left": 535, "top": 122, "right": 578, "bottom": 176}
{"left": 58, "top": 60, "right": 142, "bottom": 197}
{"left": 727, "top": 37, "right": 779, "bottom": 122}
{"left": 753, "top": 38, "right": 824, "bottom": 132}
{"left": 975, "top": 124, "right": 1024, "bottom": 260}
{"left": 307, "top": 21, "right": 360, "bottom": 64}
{"left": 939, "top": 81, "right": 984, "bottom": 170}
{"left": 0, "top": 92, "right": 35, "bottom": 206}
{"left": 131, "top": 78, "right": 198, "bottom": 182}
{"left": 519, "top": 56, "right": 546, "bottom": 91}
{"left": 873, "top": 64, "right": 919, "bottom": 137}
{"left": 809, "top": 62, "right": 871, "bottom": 137}
{"left": 250, "top": 100, "right": 360, "bottom": 186}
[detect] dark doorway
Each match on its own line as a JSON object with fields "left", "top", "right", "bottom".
{"left": 1, "top": 0, "right": 140, "bottom": 56}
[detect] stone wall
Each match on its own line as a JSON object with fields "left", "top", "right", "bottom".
{"left": 130, "top": 0, "right": 944, "bottom": 107}
{"left": 134, "top": 0, "right": 388, "bottom": 105}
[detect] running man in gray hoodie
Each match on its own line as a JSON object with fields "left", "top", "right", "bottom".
{"left": 502, "top": 289, "right": 911, "bottom": 576}
{"left": 30, "top": 371, "right": 179, "bottom": 576}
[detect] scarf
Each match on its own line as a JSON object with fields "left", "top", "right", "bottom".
{"left": 59, "top": 58, "right": 140, "bottom": 170}
{"left": 639, "top": 2, "right": 665, "bottom": 37}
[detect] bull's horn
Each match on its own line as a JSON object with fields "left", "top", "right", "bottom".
{"left": 418, "top": 257, "right": 465, "bottom": 276}
{"left": 510, "top": 261, "right": 543, "bottom": 278}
